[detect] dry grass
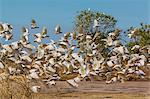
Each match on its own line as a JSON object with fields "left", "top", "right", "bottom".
{"left": 0, "top": 75, "right": 32, "bottom": 99}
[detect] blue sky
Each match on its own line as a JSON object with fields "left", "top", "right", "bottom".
{"left": 0, "top": 0, "right": 150, "bottom": 42}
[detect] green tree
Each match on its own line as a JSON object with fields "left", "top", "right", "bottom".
{"left": 126, "top": 23, "right": 150, "bottom": 48}
{"left": 74, "top": 9, "right": 117, "bottom": 58}
{"left": 75, "top": 9, "right": 117, "bottom": 35}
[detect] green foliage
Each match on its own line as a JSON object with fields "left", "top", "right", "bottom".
{"left": 126, "top": 24, "right": 150, "bottom": 48}
{"left": 138, "top": 24, "right": 150, "bottom": 46}
{"left": 75, "top": 9, "right": 117, "bottom": 34}
{"left": 127, "top": 42, "right": 138, "bottom": 48}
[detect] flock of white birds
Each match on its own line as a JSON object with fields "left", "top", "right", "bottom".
{"left": 0, "top": 19, "right": 149, "bottom": 93}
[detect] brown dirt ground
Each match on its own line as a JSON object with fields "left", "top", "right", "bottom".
{"left": 0, "top": 80, "right": 150, "bottom": 99}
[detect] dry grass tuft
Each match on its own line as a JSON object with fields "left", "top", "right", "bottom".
{"left": 0, "top": 75, "right": 32, "bottom": 99}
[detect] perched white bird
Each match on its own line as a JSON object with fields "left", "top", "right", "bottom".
{"left": 93, "top": 19, "right": 100, "bottom": 28}
{"left": 128, "top": 33, "right": 133, "bottom": 38}
{"left": 88, "top": 8, "right": 91, "bottom": 11}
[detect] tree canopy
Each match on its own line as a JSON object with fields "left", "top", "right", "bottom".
{"left": 75, "top": 9, "right": 117, "bottom": 35}
{"left": 126, "top": 23, "right": 150, "bottom": 48}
